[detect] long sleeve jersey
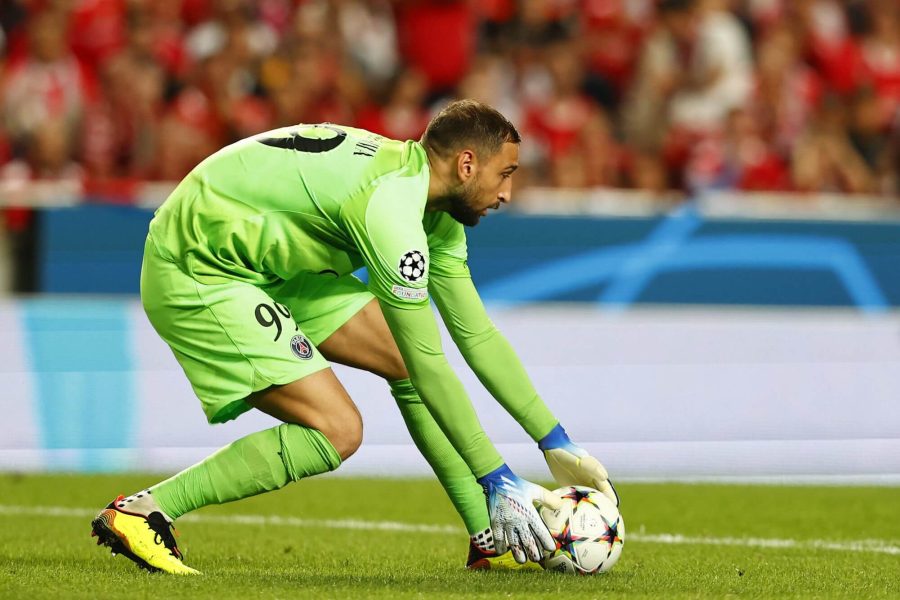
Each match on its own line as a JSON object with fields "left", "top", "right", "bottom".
{"left": 149, "top": 123, "right": 556, "bottom": 478}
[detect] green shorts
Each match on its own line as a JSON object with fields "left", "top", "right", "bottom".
{"left": 140, "top": 236, "right": 373, "bottom": 424}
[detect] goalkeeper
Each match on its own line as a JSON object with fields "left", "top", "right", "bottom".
{"left": 91, "top": 100, "right": 617, "bottom": 575}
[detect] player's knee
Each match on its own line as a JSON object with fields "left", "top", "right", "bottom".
{"left": 327, "top": 409, "right": 363, "bottom": 461}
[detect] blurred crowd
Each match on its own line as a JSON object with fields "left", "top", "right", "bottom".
{"left": 2, "top": 0, "right": 900, "bottom": 198}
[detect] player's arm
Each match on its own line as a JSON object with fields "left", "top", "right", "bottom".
{"left": 341, "top": 173, "right": 561, "bottom": 562}
{"left": 381, "top": 301, "right": 502, "bottom": 475}
{"left": 381, "top": 302, "right": 565, "bottom": 562}
{"left": 341, "top": 173, "right": 502, "bottom": 475}
{"left": 429, "top": 269, "right": 618, "bottom": 505}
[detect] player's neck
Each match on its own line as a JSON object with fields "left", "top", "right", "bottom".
{"left": 424, "top": 153, "right": 457, "bottom": 213}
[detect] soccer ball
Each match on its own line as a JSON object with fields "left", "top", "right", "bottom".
{"left": 399, "top": 250, "right": 425, "bottom": 282}
{"left": 539, "top": 485, "right": 624, "bottom": 574}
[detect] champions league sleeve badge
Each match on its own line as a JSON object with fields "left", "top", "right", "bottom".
{"left": 398, "top": 250, "right": 426, "bottom": 282}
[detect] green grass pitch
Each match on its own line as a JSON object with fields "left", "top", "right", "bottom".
{"left": 1, "top": 473, "right": 898, "bottom": 599}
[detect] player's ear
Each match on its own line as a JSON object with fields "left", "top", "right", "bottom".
{"left": 457, "top": 150, "right": 475, "bottom": 181}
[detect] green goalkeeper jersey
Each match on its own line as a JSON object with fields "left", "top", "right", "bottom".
{"left": 150, "top": 124, "right": 463, "bottom": 303}
{"left": 150, "top": 124, "right": 557, "bottom": 478}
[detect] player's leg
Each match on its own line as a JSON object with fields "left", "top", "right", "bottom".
{"left": 92, "top": 369, "right": 352, "bottom": 575}
{"left": 314, "top": 298, "right": 538, "bottom": 570}
{"left": 142, "top": 369, "right": 356, "bottom": 521}
{"left": 91, "top": 239, "right": 352, "bottom": 574}
{"left": 247, "top": 370, "right": 362, "bottom": 461}
{"left": 94, "top": 369, "right": 356, "bottom": 575}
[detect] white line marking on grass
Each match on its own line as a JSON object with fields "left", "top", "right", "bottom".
{"left": 3, "top": 505, "right": 899, "bottom": 556}
{"left": 635, "top": 533, "right": 900, "bottom": 556}
{"left": 0, "top": 504, "right": 461, "bottom": 534}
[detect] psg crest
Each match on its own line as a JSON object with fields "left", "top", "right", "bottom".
{"left": 290, "top": 335, "right": 313, "bottom": 360}
{"left": 398, "top": 250, "right": 426, "bottom": 282}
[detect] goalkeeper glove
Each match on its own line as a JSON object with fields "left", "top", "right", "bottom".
{"left": 477, "top": 464, "right": 562, "bottom": 564}
{"left": 539, "top": 423, "right": 619, "bottom": 506}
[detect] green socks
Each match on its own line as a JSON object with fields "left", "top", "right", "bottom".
{"left": 148, "top": 380, "right": 490, "bottom": 537}
{"left": 151, "top": 423, "right": 341, "bottom": 520}
{"left": 390, "top": 378, "right": 490, "bottom": 535}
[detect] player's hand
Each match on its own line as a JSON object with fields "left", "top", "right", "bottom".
{"left": 476, "top": 464, "right": 562, "bottom": 564}
{"left": 539, "top": 424, "right": 619, "bottom": 506}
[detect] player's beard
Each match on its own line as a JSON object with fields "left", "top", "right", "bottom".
{"left": 443, "top": 176, "right": 484, "bottom": 227}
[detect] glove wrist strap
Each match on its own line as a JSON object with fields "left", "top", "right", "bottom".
{"left": 538, "top": 423, "right": 570, "bottom": 451}
{"left": 476, "top": 463, "right": 513, "bottom": 485}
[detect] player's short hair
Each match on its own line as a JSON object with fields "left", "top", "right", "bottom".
{"left": 421, "top": 99, "right": 521, "bottom": 160}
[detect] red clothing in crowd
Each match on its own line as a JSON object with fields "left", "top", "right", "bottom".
{"left": 395, "top": 1, "right": 476, "bottom": 93}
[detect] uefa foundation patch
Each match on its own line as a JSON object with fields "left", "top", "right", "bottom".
{"left": 391, "top": 284, "right": 428, "bottom": 300}
{"left": 290, "top": 334, "right": 313, "bottom": 359}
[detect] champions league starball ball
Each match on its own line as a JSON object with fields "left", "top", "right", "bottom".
{"left": 539, "top": 486, "right": 625, "bottom": 574}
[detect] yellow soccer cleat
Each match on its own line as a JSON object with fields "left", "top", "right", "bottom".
{"left": 91, "top": 495, "right": 200, "bottom": 575}
{"left": 465, "top": 539, "right": 543, "bottom": 571}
